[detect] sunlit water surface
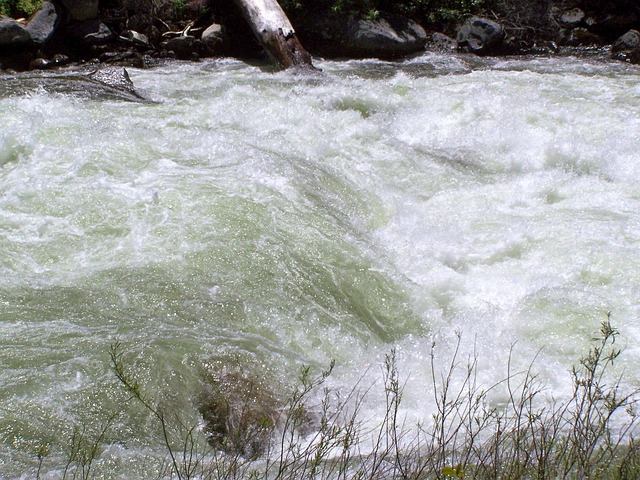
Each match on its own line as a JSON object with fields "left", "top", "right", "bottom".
{"left": 1, "top": 53, "right": 640, "bottom": 478}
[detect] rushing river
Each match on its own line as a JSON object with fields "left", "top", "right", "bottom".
{"left": 1, "top": 53, "right": 640, "bottom": 478}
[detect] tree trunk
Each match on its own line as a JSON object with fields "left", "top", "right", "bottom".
{"left": 231, "top": 0, "right": 315, "bottom": 70}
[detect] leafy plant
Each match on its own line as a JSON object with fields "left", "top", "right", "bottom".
{"left": 170, "top": 0, "right": 187, "bottom": 18}
{"left": 0, "top": 0, "right": 43, "bottom": 17}
{"left": 0, "top": 0, "right": 9, "bottom": 16}
{"left": 281, "top": 0, "right": 494, "bottom": 32}
{"left": 16, "top": 0, "right": 42, "bottom": 16}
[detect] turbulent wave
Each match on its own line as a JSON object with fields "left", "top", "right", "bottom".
{"left": 1, "top": 53, "right": 640, "bottom": 478}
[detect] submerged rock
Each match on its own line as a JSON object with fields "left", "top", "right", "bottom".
{"left": 88, "top": 66, "right": 134, "bottom": 90}
{"left": 0, "top": 66, "right": 149, "bottom": 102}
{"left": 199, "top": 357, "right": 280, "bottom": 457}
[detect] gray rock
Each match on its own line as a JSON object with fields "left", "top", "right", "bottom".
{"left": 121, "top": 30, "right": 150, "bottom": 48}
{"left": 67, "top": 19, "right": 114, "bottom": 45}
{"left": 586, "top": 11, "right": 639, "bottom": 38}
{"left": 126, "top": 14, "right": 152, "bottom": 35}
{"left": 163, "top": 35, "right": 201, "bottom": 60}
{"left": 51, "top": 53, "right": 69, "bottom": 66}
{"left": 345, "top": 14, "right": 427, "bottom": 58}
{"left": 26, "top": 2, "right": 60, "bottom": 46}
{"left": 199, "top": 356, "right": 280, "bottom": 457}
{"left": 31, "top": 57, "right": 51, "bottom": 69}
{"left": 611, "top": 29, "right": 640, "bottom": 63}
{"left": 59, "top": 0, "right": 99, "bottom": 21}
{"left": 89, "top": 67, "right": 135, "bottom": 90}
{"left": 612, "top": 29, "right": 640, "bottom": 52}
{"left": 560, "top": 27, "right": 603, "bottom": 47}
{"left": 0, "top": 15, "right": 32, "bottom": 47}
{"left": 457, "top": 17, "right": 505, "bottom": 55}
{"left": 202, "top": 23, "right": 224, "bottom": 54}
{"left": 426, "top": 32, "right": 457, "bottom": 51}
{"left": 559, "top": 8, "right": 585, "bottom": 28}
{"left": 298, "top": 12, "right": 426, "bottom": 59}
{"left": 31, "top": 53, "right": 69, "bottom": 69}
{"left": 0, "top": 67, "right": 148, "bottom": 102}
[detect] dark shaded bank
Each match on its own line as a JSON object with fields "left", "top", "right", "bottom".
{"left": 2, "top": 0, "right": 640, "bottom": 72}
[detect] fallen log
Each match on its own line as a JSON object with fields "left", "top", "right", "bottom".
{"left": 231, "top": 0, "right": 315, "bottom": 70}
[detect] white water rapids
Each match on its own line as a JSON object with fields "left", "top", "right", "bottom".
{"left": 1, "top": 53, "right": 640, "bottom": 477}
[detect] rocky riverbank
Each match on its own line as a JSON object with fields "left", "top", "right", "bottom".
{"left": 1, "top": 0, "right": 640, "bottom": 71}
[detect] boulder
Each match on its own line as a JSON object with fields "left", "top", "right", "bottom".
{"left": 612, "top": 29, "right": 640, "bottom": 52}
{"left": 66, "top": 19, "right": 114, "bottom": 45}
{"left": 341, "top": 13, "right": 427, "bottom": 58}
{"left": 89, "top": 67, "right": 135, "bottom": 91}
{"left": 1, "top": 67, "right": 147, "bottom": 101}
{"left": 98, "top": 50, "right": 148, "bottom": 67}
{"left": 121, "top": 30, "right": 150, "bottom": 49}
{"left": 611, "top": 29, "right": 640, "bottom": 63}
{"left": 559, "top": 27, "right": 604, "bottom": 47}
{"left": 147, "top": 25, "right": 162, "bottom": 47}
{"left": 426, "top": 32, "right": 457, "bottom": 51}
{"left": 163, "top": 35, "right": 201, "bottom": 60}
{"left": 585, "top": 11, "right": 639, "bottom": 40}
{"left": 294, "top": 11, "right": 426, "bottom": 59}
{"left": 30, "top": 57, "right": 50, "bottom": 69}
{"left": 0, "top": 15, "right": 32, "bottom": 47}
{"left": 30, "top": 53, "right": 69, "bottom": 69}
{"left": 457, "top": 17, "right": 505, "bottom": 55}
{"left": 126, "top": 14, "right": 153, "bottom": 35}
{"left": 26, "top": 2, "right": 60, "bottom": 46}
{"left": 199, "top": 356, "right": 280, "bottom": 457}
{"left": 201, "top": 23, "right": 224, "bottom": 55}
{"left": 58, "top": 0, "right": 99, "bottom": 21}
{"left": 559, "top": 8, "right": 585, "bottom": 28}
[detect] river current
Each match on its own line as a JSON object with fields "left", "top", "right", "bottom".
{"left": 1, "top": 53, "right": 640, "bottom": 478}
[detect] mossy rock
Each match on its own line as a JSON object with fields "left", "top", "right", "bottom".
{"left": 199, "top": 357, "right": 280, "bottom": 458}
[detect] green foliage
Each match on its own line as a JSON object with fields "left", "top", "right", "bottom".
{"left": 0, "top": 0, "right": 11, "bottom": 16}
{"left": 16, "top": 0, "right": 42, "bottom": 16}
{"left": 0, "top": 0, "right": 43, "bottom": 17}
{"left": 170, "top": 0, "right": 187, "bottom": 18}
{"left": 281, "top": 0, "right": 493, "bottom": 30}
{"left": 383, "top": 0, "right": 490, "bottom": 26}
{"left": 442, "top": 463, "right": 467, "bottom": 478}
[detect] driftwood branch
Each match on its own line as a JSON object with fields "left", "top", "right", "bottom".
{"left": 232, "top": 0, "right": 315, "bottom": 70}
